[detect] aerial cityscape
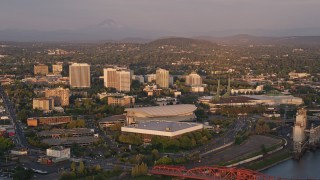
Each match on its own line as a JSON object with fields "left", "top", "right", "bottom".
{"left": 1, "top": 0, "right": 320, "bottom": 180}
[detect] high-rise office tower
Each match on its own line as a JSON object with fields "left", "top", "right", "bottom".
{"left": 156, "top": 68, "right": 169, "bottom": 88}
{"left": 69, "top": 63, "right": 91, "bottom": 88}
{"left": 185, "top": 72, "right": 202, "bottom": 86}
{"left": 104, "top": 68, "right": 117, "bottom": 88}
{"left": 103, "top": 67, "right": 131, "bottom": 92}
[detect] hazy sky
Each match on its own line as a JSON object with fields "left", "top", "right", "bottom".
{"left": 1, "top": 0, "right": 320, "bottom": 33}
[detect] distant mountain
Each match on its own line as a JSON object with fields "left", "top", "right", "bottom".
{"left": 194, "top": 27, "right": 320, "bottom": 38}
{"left": 1, "top": 21, "right": 320, "bottom": 44}
{"left": 147, "top": 37, "right": 215, "bottom": 47}
{"left": 0, "top": 19, "right": 167, "bottom": 42}
{"left": 194, "top": 34, "right": 320, "bottom": 45}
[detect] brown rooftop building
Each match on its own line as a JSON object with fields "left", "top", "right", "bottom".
{"left": 27, "top": 116, "right": 72, "bottom": 127}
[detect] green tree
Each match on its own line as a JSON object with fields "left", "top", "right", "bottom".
{"left": 131, "top": 163, "right": 148, "bottom": 177}
{"left": 13, "top": 166, "right": 34, "bottom": 180}
{"left": 71, "top": 161, "right": 76, "bottom": 172}
{"left": 94, "top": 164, "right": 102, "bottom": 172}
{"left": 151, "top": 149, "right": 160, "bottom": 160}
{"left": 261, "top": 144, "right": 267, "bottom": 154}
{"left": 118, "top": 134, "right": 142, "bottom": 145}
{"left": 0, "top": 137, "right": 14, "bottom": 156}
{"left": 155, "top": 156, "right": 173, "bottom": 165}
{"left": 179, "top": 136, "right": 192, "bottom": 149}
{"left": 77, "top": 161, "right": 85, "bottom": 175}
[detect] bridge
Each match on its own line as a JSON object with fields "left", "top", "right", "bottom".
{"left": 150, "top": 165, "right": 278, "bottom": 180}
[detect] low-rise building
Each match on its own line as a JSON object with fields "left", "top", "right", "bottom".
{"left": 289, "top": 72, "right": 310, "bottom": 79}
{"left": 33, "top": 97, "right": 54, "bottom": 112}
{"left": 121, "top": 121, "right": 203, "bottom": 142}
{"left": 46, "top": 146, "right": 70, "bottom": 159}
{"left": 38, "top": 128, "right": 94, "bottom": 138}
{"left": 191, "top": 86, "right": 205, "bottom": 93}
{"left": 143, "top": 84, "right": 162, "bottom": 96}
{"left": 231, "top": 85, "right": 264, "bottom": 95}
{"left": 11, "top": 148, "right": 28, "bottom": 156}
{"left": 98, "top": 115, "right": 126, "bottom": 128}
{"left": 173, "top": 91, "right": 181, "bottom": 98}
{"left": 108, "top": 95, "right": 135, "bottom": 107}
{"left": 243, "top": 95, "right": 304, "bottom": 106}
{"left": 27, "top": 116, "right": 72, "bottom": 127}
{"left": 198, "top": 95, "right": 303, "bottom": 113}
{"left": 42, "top": 136, "right": 99, "bottom": 147}
{"left": 132, "top": 75, "right": 145, "bottom": 84}
{"left": 97, "top": 93, "right": 135, "bottom": 107}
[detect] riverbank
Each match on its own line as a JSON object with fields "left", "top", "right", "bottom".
{"left": 245, "top": 150, "right": 292, "bottom": 171}
{"left": 257, "top": 156, "right": 292, "bottom": 172}
{"left": 261, "top": 150, "right": 320, "bottom": 179}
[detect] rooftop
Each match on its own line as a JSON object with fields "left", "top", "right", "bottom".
{"left": 28, "top": 116, "right": 72, "bottom": 120}
{"left": 42, "top": 136, "right": 98, "bottom": 146}
{"left": 70, "top": 63, "right": 90, "bottom": 66}
{"left": 214, "top": 96, "right": 258, "bottom": 104}
{"left": 125, "top": 104, "right": 196, "bottom": 117}
{"left": 99, "top": 115, "right": 126, "bottom": 123}
{"left": 124, "top": 121, "right": 201, "bottom": 132}
{"left": 38, "top": 128, "right": 93, "bottom": 136}
{"left": 243, "top": 95, "right": 302, "bottom": 100}
{"left": 48, "top": 146, "right": 69, "bottom": 151}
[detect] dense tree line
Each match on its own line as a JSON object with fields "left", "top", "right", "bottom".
{"left": 0, "top": 137, "right": 14, "bottom": 156}
{"left": 151, "top": 130, "right": 212, "bottom": 152}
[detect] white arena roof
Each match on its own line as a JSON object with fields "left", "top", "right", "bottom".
{"left": 125, "top": 104, "right": 197, "bottom": 117}
{"left": 121, "top": 121, "right": 203, "bottom": 137}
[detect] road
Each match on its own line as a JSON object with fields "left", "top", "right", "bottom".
{"left": 96, "top": 126, "right": 120, "bottom": 151}
{"left": 202, "top": 116, "right": 248, "bottom": 155}
{"left": 0, "top": 85, "right": 28, "bottom": 148}
{"left": 189, "top": 116, "right": 248, "bottom": 157}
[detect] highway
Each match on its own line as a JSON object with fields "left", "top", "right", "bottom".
{"left": 192, "top": 116, "right": 248, "bottom": 157}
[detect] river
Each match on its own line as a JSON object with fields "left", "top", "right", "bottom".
{"left": 262, "top": 150, "right": 320, "bottom": 179}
